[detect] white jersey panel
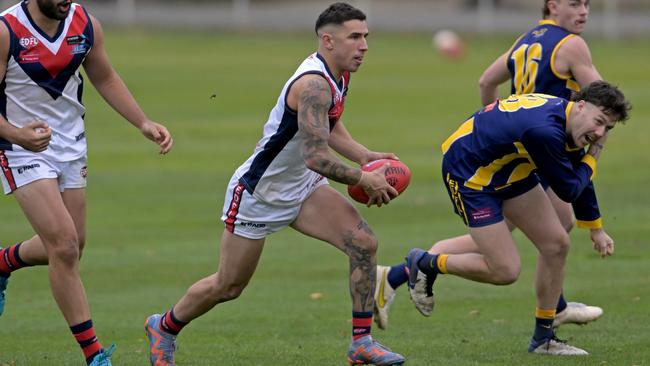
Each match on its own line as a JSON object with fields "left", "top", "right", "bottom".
{"left": 234, "top": 52, "right": 348, "bottom": 206}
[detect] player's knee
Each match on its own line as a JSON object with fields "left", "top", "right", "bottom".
{"left": 492, "top": 262, "right": 521, "bottom": 285}
{"left": 46, "top": 234, "right": 80, "bottom": 267}
{"left": 218, "top": 283, "right": 246, "bottom": 302}
{"left": 210, "top": 276, "right": 248, "bottom": 303}
{"left": 347, "top": 230, "right": 378, "bottom": 258}
{"left": 539, "top": 232, "right": 571, "bottom": 259}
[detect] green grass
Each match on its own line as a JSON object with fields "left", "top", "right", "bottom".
{"left": 1, "top": 30, "right": 649, "bottom": 365}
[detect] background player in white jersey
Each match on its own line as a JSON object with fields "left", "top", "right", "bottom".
{"left": 374, "top": 0, "right": 607, "bottom": 333}
{"left": 145, "top": 3, "right": 405, "bottom": 366}
{"left": 0, "top": 1, "right": 172, "bottom": 365}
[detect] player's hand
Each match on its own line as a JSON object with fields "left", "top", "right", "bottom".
{"left": 358, "top": 164, "right": 399, "bottom": 207}
{"left": 590, "top": 228, "right": 614, "bottom": 258}
{"left": 140, "top": 120, "right": 173, "bottom": 154}
{"left": 360, "top": 151, "right": 399, "bottom": 165}
{"left": 13, "top": 120, "right": 51, "bottom": 152}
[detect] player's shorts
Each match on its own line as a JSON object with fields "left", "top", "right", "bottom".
{"left": 0, "top": 153, "right": 87, "bottom": 195}
{"left": 442, "top": 171, "right": 539, "bottom": 228}
{"left": 536, "top": 172, "right": 551, "bottom": 191}
{"left": 220, "top": 174, "right": 328, "bottom": 239}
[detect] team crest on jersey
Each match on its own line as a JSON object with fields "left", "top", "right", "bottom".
{"left": 532, "top": 28, "right": 548, "bottom": 38}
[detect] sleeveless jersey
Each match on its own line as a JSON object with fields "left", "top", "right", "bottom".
{"left": 235, "top": 52, "right": 349, "bottom": 206}
{"left": 0, "top": 1, "right": 94, "bottom": 163}
{"left": 507, "top": 20, "right": 579, "bottom": 99}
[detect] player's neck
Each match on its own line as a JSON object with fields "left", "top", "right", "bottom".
{"left": 26, "top": 0, "right": 62, "bottom": 38}
{"left": 317, "top": 51, "right": 343, "bottom": 82}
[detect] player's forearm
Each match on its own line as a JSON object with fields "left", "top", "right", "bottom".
{"left": 94, "top": 72, "right": 149, "bottom": 128}
{"left": 330, "top": 139, "right": 369, "bottom": 165}
{"left": 304, "top": 149, "right": 362, "bottom": 185}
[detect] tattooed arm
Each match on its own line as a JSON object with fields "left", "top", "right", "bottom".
{"left": 287, "top": 74, "right": 397, "bottom": 205}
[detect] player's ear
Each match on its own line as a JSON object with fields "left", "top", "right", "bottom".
{"left": 321, "top": 32, "right": 335, "bottom": 50}
{"left": 547, "top": 0, "right": 559, "bottom": 16}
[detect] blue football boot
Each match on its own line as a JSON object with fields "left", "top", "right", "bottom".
{"left": 145, "top": 314, "right": 177, "bottom": 366}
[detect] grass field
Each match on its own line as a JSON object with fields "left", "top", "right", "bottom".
{"left": 0, "top": 29, "right": 649, "bottom": 365}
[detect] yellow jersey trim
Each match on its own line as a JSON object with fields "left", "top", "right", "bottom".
{"left": 581, "top": 154, "right": 597, "bottom": 179}
{"left": 577, "top": 218, "right": 603, "bottom": 229}
{"left": 539, "top": 19, "right": 558, "bottom": 26}
{"left": 442, "top": 118, "right": 474, "bottom": 154}
{"left": 550, "top": 34, "right": 576, "bottom": 80}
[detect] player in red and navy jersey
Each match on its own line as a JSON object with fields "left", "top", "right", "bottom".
{"left": 405, "top": 82, "right": 630, "bottom": 355}
{"left": 145, "top": 3, "right": 404, "bottom": 366}
{"left": 0, "top": 1, "right": 172, "bottom": 365}
{"left": 374, "top": 0, "right": 607, "bottom": 336}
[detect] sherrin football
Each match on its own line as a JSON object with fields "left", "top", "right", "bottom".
{"left": 348, "top": 159, "right": 412, "bottom": 204}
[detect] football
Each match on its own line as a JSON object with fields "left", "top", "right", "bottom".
{"left": 348, "top": 159, "right": 412, "bottom": 204}
{"left": 433, "top": 29, "right": 465, "bottom": 60}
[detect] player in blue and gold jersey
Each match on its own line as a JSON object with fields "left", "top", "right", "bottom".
{"left": 405, "top": 81, "right": 630, "bottom": 355}
{"left": 373, "top": 0, "right": 608, "bottom": 335}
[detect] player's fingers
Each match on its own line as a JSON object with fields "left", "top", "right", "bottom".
{"left": 160, "top": 137, "right": 173, "bottom": 154}
{"left": 388, "top": 186, "right": 398, "bottom": 198}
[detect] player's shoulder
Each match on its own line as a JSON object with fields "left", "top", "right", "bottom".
{"left": 557, "top": 33, "right": 591, "bottom": 56}
{"left": 292, "top": 73, "right": 330, "bottom": 97}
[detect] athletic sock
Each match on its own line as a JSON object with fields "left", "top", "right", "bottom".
{"left": 387, "top": 263, "right": 408, "bottom": 289}
{"left": 0, "top": 243, "right": 31, "bottom": 277}
{"left": 352, "top": 311, "right": 373, "bottom": 340}
{"left": 556, "top": 292, "right": 568, "bottom": 313}
{"left": 70, "top": 319, "right": 103, "bottom": 365}
{"left": 533, "top": 308, "right": 556, "bottom": 341}
{"left": 417, "top": 253, "right": 449, "bottom": 276}
{"left": 160, "top": 308, "right": 188, "bottom": 336}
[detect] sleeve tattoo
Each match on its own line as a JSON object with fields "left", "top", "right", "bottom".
{"left": 298, "top": 77, "right": 361, "bottom": 185}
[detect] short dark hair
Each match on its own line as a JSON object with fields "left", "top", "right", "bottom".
{"left": 571, "top": 81, "right": 632, "bottom": 122}
{"left": 542, "top": 0, "right": 551, "bottom": 18}
{"left": 315, "top": 2, "right": 366, "bottom": 35}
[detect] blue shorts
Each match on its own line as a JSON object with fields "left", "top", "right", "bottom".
{"left": 442, "top": 172, "right": 540, "bottom": 228}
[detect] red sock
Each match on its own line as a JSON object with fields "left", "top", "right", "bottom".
{"left": 0, "top": 243, "right": 30, "bottom": 276}
{"left": 160, "top": 308, "right": 187, "bottom": 335}
{"left": 352, "top": 311, "right": 373, "bottom": 340}
{"left": 70, "top": 320, "right": 103, "bottom": 364}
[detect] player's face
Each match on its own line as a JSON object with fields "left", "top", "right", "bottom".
{"left": 331, "top": 20, "right": 369, "bottom": 73}
{"left": 553, "top": 0, "right": 589, "bottom": 34}
{"left": 36, "top": 0, "right": 72, "bottom": 21}
{"left": 570, "top": 101, "right": 615, "bottom": 148}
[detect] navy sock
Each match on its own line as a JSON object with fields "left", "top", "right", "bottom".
{"left": 387, "top": 263, "right": 408, "bottom": 289}
{"left": 417, "top": 252, "right": 440, "bottom": 277}
{"left": 556, "top": 292, "right": 568, "bottom": 313}
{"left": 533, "top": 317, "right": 554, "bottom": 341}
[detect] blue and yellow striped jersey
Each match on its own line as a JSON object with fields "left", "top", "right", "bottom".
{"left": 507, "top": 20, "right": 579, "bottom": 100}
{"left": 442, "top": 94, "right": 600, "bottom": 224}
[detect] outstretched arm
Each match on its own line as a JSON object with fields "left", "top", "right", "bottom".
{"left": 82, "top": 14, "right": 172, "bottom": 154}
